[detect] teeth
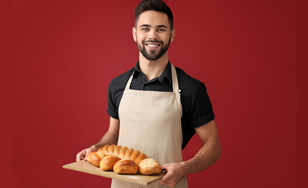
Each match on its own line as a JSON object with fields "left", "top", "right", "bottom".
{"left": 148, "top": 44, "right": 158, "bottom": 47}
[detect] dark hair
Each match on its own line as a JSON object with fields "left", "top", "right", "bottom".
{"left": 134, "top": 0, "right": 174, "bottom": 30}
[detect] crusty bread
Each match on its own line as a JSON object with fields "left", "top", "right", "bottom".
{"left": 86, "top": 151, "right": 106, "bottom": 167}
{"left": 96, "top": 148, "right": 106, "bottom": 159}
{"left": 100, "top": 155, "right": 121, "bottom": 171}
{"left": 96, "top": 144, "right": 148, "bottom": 165}
{"left": 114, "top": 145, "right": 122, "bottom": 156}
{"left": 113, "top": 159, "right": 138, "bottom": 174}
{"left": 138, "top": 158, "right": 161, "bottom": 175}
{"left": 86, "top": 144, "right": 161, "bottom": 175}
{"left": 119, "top": 146, "right": 128, "bottom": 159}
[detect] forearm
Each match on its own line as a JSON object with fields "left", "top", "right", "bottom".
{"left": 182, "top": 140, "right": 221, "bottom": 176}
{"left": 91, "top": 131, "right": 119, "bottom": 151}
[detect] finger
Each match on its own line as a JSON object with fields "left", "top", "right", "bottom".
{"left": 157, "top": 178, "right": 167, "bottom": 186}
{"left": 84, "top": 151, "right": 91, "bottom": 160}
{"left": 76, "top": 150, "right": 86, "bottom": 161}
{"left": 161, "top": 170, "right": 174, "bottom": 182}
{"left": 160, "top": 163, "right": 169, "bottom": 170}
{"left": 76, "top": 153, "right": 81, "bottom": 161}
{"left": 160, "top": 165, "right": 166, "bottom": 170}
{"left": 158, "top": 177, "right": 171, "bottom": 187}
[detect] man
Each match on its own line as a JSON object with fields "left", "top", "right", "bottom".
{"left": 76, "top": 0, "right": 221, "bottom": 187}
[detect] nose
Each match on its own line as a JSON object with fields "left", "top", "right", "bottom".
{"left": 148, "top": 30, "right": 158, "bottom": 41}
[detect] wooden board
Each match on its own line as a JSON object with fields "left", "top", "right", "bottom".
{"left": 63, "top": 161, "right": 166, "bottom": 185}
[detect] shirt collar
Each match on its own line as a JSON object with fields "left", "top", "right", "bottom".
{"left": 134, "top": 61, "right": 172, "bottom": 84}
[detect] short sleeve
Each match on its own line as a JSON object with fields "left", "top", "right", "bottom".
{"left": 189, "top": 83, "right": 215, "bottom": 128}
{"left": 107, "top": 79, "right": 119, "bottom": 119}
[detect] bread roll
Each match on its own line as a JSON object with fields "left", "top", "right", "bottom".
{"left": 86, "top": 151, "right": 106, "bottom": 167}
{"left": 102, "top": 144, "right": 115, "bottom": 155}
{"left": 96, "top": 148, "right": 106, "bottom": 159}
{"left": 114, "top": 145, "right": 122, "bottom": 156}
{"left": 138, "top": 158, "right": 161, "bottom": 175}
{"left": 124, "top": 148, "right": 134, "bottom": 159}
{"left": 108, "top": 144, "right": 116, "bottom": 155}
{"left": 119, "top": 146, "right": 128, "bottom": 159}
{"left": 113, "top": 159, "right": 138, "bottom": 174}
{"left": 100, "top": 155, "right": 121, "bottom": 171}
{"left": 135, "top": 153, "right": 147, "bottom": 165}
{"left": 130, "top": 150, "right": 140, "bottom": 162}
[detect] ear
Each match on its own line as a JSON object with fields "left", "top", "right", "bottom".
{"left": 170, "top": 29, "right": 176, "bottom": 42}
{"left": 132, "top": 27, "right": 137, "bottom": 42}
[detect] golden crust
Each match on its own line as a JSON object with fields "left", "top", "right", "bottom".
{"left": 108, "top": 144, "right": 116, "bottom": 155}
{"left": 130, "top": 150, "right": 140, "bottom": 162}
{"left": 134, "top": 153, "right": 147, "bottom": 165}
{"left": 124, "top": 148, "right": 134, "bottom": 159}
{"left": 119, "top": 146, "right": 128, "bottom": 159}
{"left": 102, "top": 145, "right": 110, "bottom": 155}
{"left": 113, "top": 159, "right": 138, "bottom": 174}
{"left": 86, "top": 152, "right": 101, "bottom": 167}
{"left": 114, "top": 145, "right": 122, "bottom": 157}
{"left": 100, "top": 155, "right": 121, "bottom": 171}
{"left": 96, "top": 150, "right": 106, "bottom": 159}
{"left": 138, "top": 158, "right": 161, "bottom": 175}
{"left": 96, "top": 147, "right": 104, "bottom": 152}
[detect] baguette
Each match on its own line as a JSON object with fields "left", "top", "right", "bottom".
{"left": 86, "top": 144, "right": 162, "bottom": 175}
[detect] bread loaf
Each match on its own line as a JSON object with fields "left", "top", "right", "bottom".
{"left": 100, "top": 155, "right": 121, "bottom": 171}
{"left": 138, "top": 158, "right": 161, "bottom": 175}
{"left": 86, "top": 144, "right": 161, "bottom": 175}
{"left": 113, "top": 159, "right": 138, "bottom": 174}
{"left": 86, "top": 149, "right": 106, "bottom": 167}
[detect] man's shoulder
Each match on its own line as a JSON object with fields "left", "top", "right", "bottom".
{"left": 175, "top": 66, "right": 204, "bottom": 89}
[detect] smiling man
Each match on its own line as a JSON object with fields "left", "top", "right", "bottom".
{"left": 135, "top": 11, "right": 173, "bottom": 62}
{"left": 76, "top": 0, "right": 221, "bottom": 187}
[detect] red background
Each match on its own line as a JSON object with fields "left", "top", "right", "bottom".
{"left": 4, "top": 0, "right": 300, "bottom": 187}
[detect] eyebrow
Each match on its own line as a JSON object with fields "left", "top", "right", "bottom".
{"left": 139, "top": 24, "right": 168, "bottom": 29}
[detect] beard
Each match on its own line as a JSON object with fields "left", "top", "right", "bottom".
{"left": 137, "top": 37, "right": 171, "bottom": 61}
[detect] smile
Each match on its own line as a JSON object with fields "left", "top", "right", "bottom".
{"left": 145, "top": 43, "right": 161, "bottom": 48}
{"left": 147, "top": 44, "right": 159, "bottom": 47}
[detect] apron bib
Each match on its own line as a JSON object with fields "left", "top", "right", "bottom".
{"left": 111, "top": 64, "right": 188, "bottom": 188}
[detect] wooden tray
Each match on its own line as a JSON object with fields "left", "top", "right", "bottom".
{"left": 63, "top": 161, "right": 166, "bottom": 185}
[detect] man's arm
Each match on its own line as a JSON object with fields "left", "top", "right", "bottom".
{"left": 158, "top": 120, "right": 221, "bottom": 187}
{"left": 76, "top": 117, "right": 120, "bottom": 161}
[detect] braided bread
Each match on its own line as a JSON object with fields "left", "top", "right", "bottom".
{"left": 86, "top": 144, "right": 161, "bottom": 175}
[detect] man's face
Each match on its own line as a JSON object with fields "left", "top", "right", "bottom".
{"left": 133, "top": 11, "right": 175, "bottom": 61}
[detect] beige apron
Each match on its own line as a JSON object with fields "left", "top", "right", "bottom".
{"left": 111, "top": 64, "right": 188, "bottom": 188}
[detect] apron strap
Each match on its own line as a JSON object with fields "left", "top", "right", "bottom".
{"left": 170, "top": 64, "right": 179, "bottom": 93}
{"left": 125, "top": 71, "right": 134, "bottom": 90}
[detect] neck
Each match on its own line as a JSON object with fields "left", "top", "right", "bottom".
{"left": 139, "top": 52, "right": 169, "bottom": 81}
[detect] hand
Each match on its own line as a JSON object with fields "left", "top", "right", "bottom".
{"left": 157, "top": 162, "right": 187, "bottom": 187}
{"left": 76, "top": 146, "right": 96, "bottom": 162}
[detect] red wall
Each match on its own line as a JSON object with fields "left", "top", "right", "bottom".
{"left": 5, "top": 0, "right": 298, "bottom": 187}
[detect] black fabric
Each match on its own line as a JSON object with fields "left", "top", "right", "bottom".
{"left": 107, "top": 62, "right": 215, "bottom": 149}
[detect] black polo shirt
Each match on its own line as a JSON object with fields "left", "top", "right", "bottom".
{"left": 107, "top": 62, "right": 215, "bottom": 149}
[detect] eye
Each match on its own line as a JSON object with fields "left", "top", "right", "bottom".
{"left": 141, "top": 28, "right": 149, "bottom": 31}
{"left": 158, "top": 28, "right": 166, "bottom": 32}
